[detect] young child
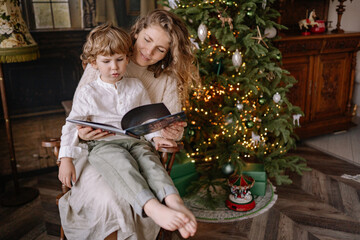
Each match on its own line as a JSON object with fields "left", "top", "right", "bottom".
{"left": 58, "top": 23, "right": 196, "bottom": 237}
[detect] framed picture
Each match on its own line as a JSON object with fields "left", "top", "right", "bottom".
{"left": 126, "top": 0, "right": 140, "bottom": 16}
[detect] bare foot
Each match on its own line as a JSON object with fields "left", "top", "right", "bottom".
{"left": 143, "top": 198, "right": 189, "bottom": 231}
{"left": 178, "top": 226, "right": 190, "bottom": 239}
{"left": 165, "top": 194, "right": 197, "bottom": 238}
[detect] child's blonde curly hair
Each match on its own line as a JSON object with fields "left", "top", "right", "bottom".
{"left": 81, "top": 23, "right": 132, "bottom": 65}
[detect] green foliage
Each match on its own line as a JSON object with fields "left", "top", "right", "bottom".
{"left": 161, "top": 0, "right": 309, "bottom": 203}
{"left": 1, "top": 12, "right": 10, "bottom": 21}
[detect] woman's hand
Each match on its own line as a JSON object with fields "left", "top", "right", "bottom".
{"left": 77, "top": 125, "right": 115, "bottom": 141}
{"left": 160, "top": 121, "right": 187, "bottom": 141}
{"left": 58, "top": 157, "right": 76, "bottom": 188}
{"left": 153, "top": 137, "right": 177, "bottom": 150}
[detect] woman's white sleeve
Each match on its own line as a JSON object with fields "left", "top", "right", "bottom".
{"left": 137, "top": 82, "right": 162, "bottom": 141}
{"left": 74, "top": 64, "right": 98, "bottom": 98}
{"left": 162, "top": 75, "right": 182, "bottom": 113}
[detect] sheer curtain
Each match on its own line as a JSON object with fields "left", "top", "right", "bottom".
{"left": 140, "top": 0, "right": 156, "bottom": 16}
{"left": 83, "top": 0, "right": 158, "bottom": 27}
{"left": 95, "top": 0, "right": 118, "bottom": 25}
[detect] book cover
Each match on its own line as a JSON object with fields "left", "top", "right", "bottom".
{"left": 67, "top": 103, "right": 186, "bottom": 138}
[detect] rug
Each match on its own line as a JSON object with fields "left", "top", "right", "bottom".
{"left": 183, "top": 180, "right": 277, "bottom": 223}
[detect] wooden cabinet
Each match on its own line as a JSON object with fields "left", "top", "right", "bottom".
{"left": 275, "top": 32, "right": 360, "bottom": 138}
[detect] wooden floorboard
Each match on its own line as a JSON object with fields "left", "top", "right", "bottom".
{"left": 0, "top": 179, "right": 45, "bottom": 240}
{"left": 289, "top": 145, "right": 360, "bottom": 220}
{"left": 275, "top": 185, "right": 360, "bottom": 234}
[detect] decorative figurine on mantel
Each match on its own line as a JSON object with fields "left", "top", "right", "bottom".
{"left": 225, "top": 174, "right": 256, "bottom": 212}
{"left": 298, "top": 9, "right": 319, "bottom": 36}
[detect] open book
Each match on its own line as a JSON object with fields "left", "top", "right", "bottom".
{"left": 67, "top": 103, "right": 186, "bottom": 138}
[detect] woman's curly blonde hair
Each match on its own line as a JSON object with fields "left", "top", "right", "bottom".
{"left": 81, "top": 23, "right": 132, "bottom": 65}
{"left": 130, "top": 10, "right": 199, "bottom": 105}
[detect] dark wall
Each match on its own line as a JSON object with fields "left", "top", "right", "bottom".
{"left": 115, "top": 0, "right": 140, "bottom": 31}
{"left": 2, "top": 30, "right": 89, "bottom": 117}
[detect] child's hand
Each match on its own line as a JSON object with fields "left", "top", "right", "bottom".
{"left": 77, "top": 125, "right": 115, "bottom": 141}
{"left": 58, "top": 157, "right": 76, "bottom": 188}
{"left": 153, "top": 137, "right": 177, "bottom": 150}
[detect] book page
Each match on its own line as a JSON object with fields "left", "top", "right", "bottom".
{"left": 125, "top": 111, "right": 186, "bottom": 136}
{"left": 66, "top": 119, "right": 128, "bottom": 136}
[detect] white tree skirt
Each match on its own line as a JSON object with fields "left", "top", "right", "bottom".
{"left": 184, "top": 181, "right": 277, "bottom": 223}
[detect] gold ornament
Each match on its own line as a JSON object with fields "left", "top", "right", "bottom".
{"left": 217, "top": 7, "right": 233, "bottom": 30}
{"left": 266, "top": 72, "right": 275, "bottom": 81}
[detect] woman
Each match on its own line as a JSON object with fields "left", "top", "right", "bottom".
{"left": 58, "top": 9, "right": 199, "bottom": 240}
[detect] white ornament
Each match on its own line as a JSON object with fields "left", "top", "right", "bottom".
{"left": 197, "top": 23, "right": 207, "bottom": 44}
{"left": 262, "top": 0, "right": 267, "bottom": 9}
{"left": 264, "top": 27, "right": 277, "bottom": 38}
{"left": 293, "top": 114, "right": 302, "bottom": 126}
{"left": 236, "top": 103, "right": 243, "bottom": 111}
{"left": 168, "top": 0, "right": 178, "bottom": 9}
{"left": 251, "top": 132, "right": 260, "bottom": 146}
{"left": 225, "top": 114, "right": 233, "bottom": 124}
{"left": 222, "top": 163, "right": 234, "bottom": 175}
{"left": 190, "top": 38, "right": 200, "bottom": 49}
{"left": 273, "top": 92, "right": 281, "bottom": 103}
{"left": 232, "top": 49, "right": 242, "bottom": 72}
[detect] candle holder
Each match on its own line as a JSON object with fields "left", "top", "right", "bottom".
{"left": 331, "top": 0, "right": 353, "bottom": 33}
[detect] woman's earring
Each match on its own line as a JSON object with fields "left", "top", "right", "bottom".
{"left": 161, "top": 63, "right": 165, "bottom": 69}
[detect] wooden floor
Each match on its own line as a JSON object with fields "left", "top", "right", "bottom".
{"left": 305, "top": 118, "right": 360, "bottom": 167}
{"left": 1, "top": 113, "right": 360, "bottom": 240}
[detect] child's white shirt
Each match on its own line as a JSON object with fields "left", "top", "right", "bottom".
{"left": 58, "top": 76, "right": 159, "bottom": 160}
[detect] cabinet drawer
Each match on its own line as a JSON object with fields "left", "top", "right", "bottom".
{"left": 276, "top": 39, "right": 323, "bottom": 56}
{"left": 322, "top": 37, "right": 360, "bottom": 53}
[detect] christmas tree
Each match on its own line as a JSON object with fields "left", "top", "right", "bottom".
{"left": 162, "top": 0, "right": 309, "bottom": 200}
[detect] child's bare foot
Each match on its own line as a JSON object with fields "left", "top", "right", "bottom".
{"left": 165, "top": 194, "right": 197, "bottom": 238}
{"left": 178, "top": 222, "right": 197, "bottom": 239}
{"left": 143, "top": 198, "right": 189, "bottom": 231}
{"left": 178, "top": 226, "right": 190, "bottom": 239}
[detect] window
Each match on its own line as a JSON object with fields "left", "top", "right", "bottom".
{"left": 22, "top": 0, "right": 83, "bottom": 30}
{"left": 32, "top": 0, "right": 71, "bottom": 28}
